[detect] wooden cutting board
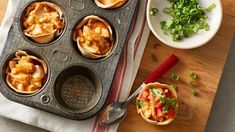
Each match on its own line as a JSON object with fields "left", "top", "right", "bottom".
{"left": 118, "top": 0, "right": 235, "bottom": 131}
{"left": 1, "top": 0, "right": 235, "bottom": 132}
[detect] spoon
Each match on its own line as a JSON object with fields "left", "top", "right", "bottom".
{"left": 99, "top": 54, "right": 179, "bottom": 126}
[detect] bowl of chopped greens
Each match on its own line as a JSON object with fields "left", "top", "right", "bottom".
{"left": 147, "top": 0, "right": 222, "bottom": 49}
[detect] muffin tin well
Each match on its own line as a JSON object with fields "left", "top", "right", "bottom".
{"left": 0, "top": 0, "right": 139, "bottom": 120}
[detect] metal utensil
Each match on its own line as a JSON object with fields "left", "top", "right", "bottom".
{"left": 99, "top": 54, "right": 179, "bottom": 126}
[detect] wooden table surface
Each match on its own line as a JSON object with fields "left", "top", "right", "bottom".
{"left": 0, "top": 0, "right": 235, "bottom": 132}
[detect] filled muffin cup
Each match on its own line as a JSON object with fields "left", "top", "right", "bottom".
{"left": 19, "top": 0, "right": 66, "bottom": 45}
{"left": 72, "top": 15, "right": 117, "bottom": 60}
{"left": 2, "top": 50, "right": 49, "bottom": 95}
{"left": 136, "top": 82, "right": 178, "bottom": 125}
{"left": 94, "top": 0, "right": 129, "bottom": 9}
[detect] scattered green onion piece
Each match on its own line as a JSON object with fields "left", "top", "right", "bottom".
{"left": 150, "top": 7, "right": 158, "bottom": 16}
{"left": 189, "top": 72, "right": 198, "bottom": 80}
{"left": 137, "top": 100, "right": 145, "bottom": 108}
{"left": 163, "top": 7, "right": 171, "bottom": 14}
{"left": 171, "top": 73, "right": 180, "bottom": 81}
{"left": 171, "top": 84, "right": 177, "bottom": 90}
{"left": 207, "top": 3, "right": 216, "bottom": 12}
{"left": 192, "top": 88, "right": 197, "bottom": 96}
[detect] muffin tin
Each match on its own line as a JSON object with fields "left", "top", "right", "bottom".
{"left": 0, "top": 0, "right": 139, "bottom": 120}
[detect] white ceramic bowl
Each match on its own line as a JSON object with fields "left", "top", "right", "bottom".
{"left": 146, "top": 0, "right": 223, "bottom": 49}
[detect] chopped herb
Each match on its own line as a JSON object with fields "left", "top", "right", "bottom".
{"left": 207, "top": 3, "right": 216, "bottom": 12}
{"left": 161, "top": 97, "right": 177, "bottom": 113}
{"left": 160, "top": 96, "right": 167, "bottom": 103}
{"left": 192, "top": 88, "right": 197, "bottom": 96}
{"left": 171, "top": 73, "right": 180, "bottom": 81}
{"left": 150, "top": 7, "right": 159, "bottom": 16}
{"left": 160, "top": 0, "right": 214, "bottom": 41}
{"left": 189, "top": 72, "right": 198, "bottom": 80}
{"left": 151, "top": 54, "right": 158, "bottom": 62}
{"left": 162, "top": 106, "right": 168, "bottom": 113}
{"left": 137, "top": 100, "right": 145, "bottom": 108}
{"left": 171, "top": 84, "right": 177, "bottom": 90}
{"left": 167, "top": 98, "right": 177, "bottom": 107}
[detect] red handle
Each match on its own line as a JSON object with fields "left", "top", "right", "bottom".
{"left": 144, "top": 54, "right": 179, "bottom": 84}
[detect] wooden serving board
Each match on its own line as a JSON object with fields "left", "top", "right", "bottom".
{"left": 118, "top": 0, "right": 235, "bottom": 131}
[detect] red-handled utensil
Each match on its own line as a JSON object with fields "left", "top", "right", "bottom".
{"left": 144, "top": 54, "right": 178, "bottom": 84}
{"left": 99, "top": 54, "right": 179, "bottom": 127}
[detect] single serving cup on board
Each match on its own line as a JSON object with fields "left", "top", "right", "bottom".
{"left": 136, "top": 82, "right": 178, "bottom": 125}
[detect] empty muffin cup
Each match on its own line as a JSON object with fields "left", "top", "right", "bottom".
{"left": 53, "top": 64, "right": 102, "bottom": 113}
{"left": 18, "top": 0, "right": 67, "bottom": 46}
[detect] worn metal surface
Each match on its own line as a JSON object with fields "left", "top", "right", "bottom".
{"left": 0, "top": 0, "right": 139, "bottom": 120}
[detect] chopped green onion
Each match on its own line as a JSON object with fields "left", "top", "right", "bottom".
{"left": 163, "top": 7, "right": 171, "bottom": 14}
{"left": 160, "top": 0, "right": 214, "bottom": 41}
{"left": 150, "top": 7, "right": 158, "bottom": 16}
{"left": 160, "top": 96, "right": 167, "bottom": 103}
{"left": 167, "top": 98, "right": 177, "bottom": 107}
{"left": 189, "top": 72, "right": 198, "bottom": 80}
{"left": 171, "top": 84, "right": 177, "bottom": 90}
{"left": 171, "top": 73, "right": 180, "bottom": 81}
{"left": 161, "top": 97, "right": 177, "bottom": 113}
{"left": 150, "top": 88, "right": 162, "bottom": 96}
{"left": 192, "top": 88, "right": 197, "bottom": 96}
{"left": 162, "top": 106, "right": 168, "bottom": 113}
{"left": 207, "top": 3, "right": 216, "bottom": 12}
{"left": 137, "top": 100, "right": 145, "bottom": 108}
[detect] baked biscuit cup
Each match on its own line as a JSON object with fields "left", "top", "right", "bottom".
{"left": 94, "top": 0, "right": 128, "bottom": 9}
{"left": 22, "top": 1, "right": 65, "bottom": 44}
{"left": 73, "top": 15, "right": 114, "bottom": 59}
{"left": 136, "top": 82, "right": 178, "bottom": 125}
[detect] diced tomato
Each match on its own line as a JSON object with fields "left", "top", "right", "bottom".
{"left": 140, "top": 90, "right": 150, "bottom": 100}
{"left": 147, "top": 95, "right": 151, "bottom": 100}
{"left": 168, "top": 109, "right": 176, "bottom": 118}
{"left": 155, "top": 103, "right": 163, "bottom": 109}
{"left": 156, "top": 108, "right": 163, "bottom": 117}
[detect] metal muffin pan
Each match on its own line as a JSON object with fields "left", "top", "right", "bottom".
{"left": 0, "top": 0, "right": 139, "bottom": 120}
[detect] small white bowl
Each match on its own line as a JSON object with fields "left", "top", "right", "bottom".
{"left": 146, "top": 0, "right": 223, "bottom": 49}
